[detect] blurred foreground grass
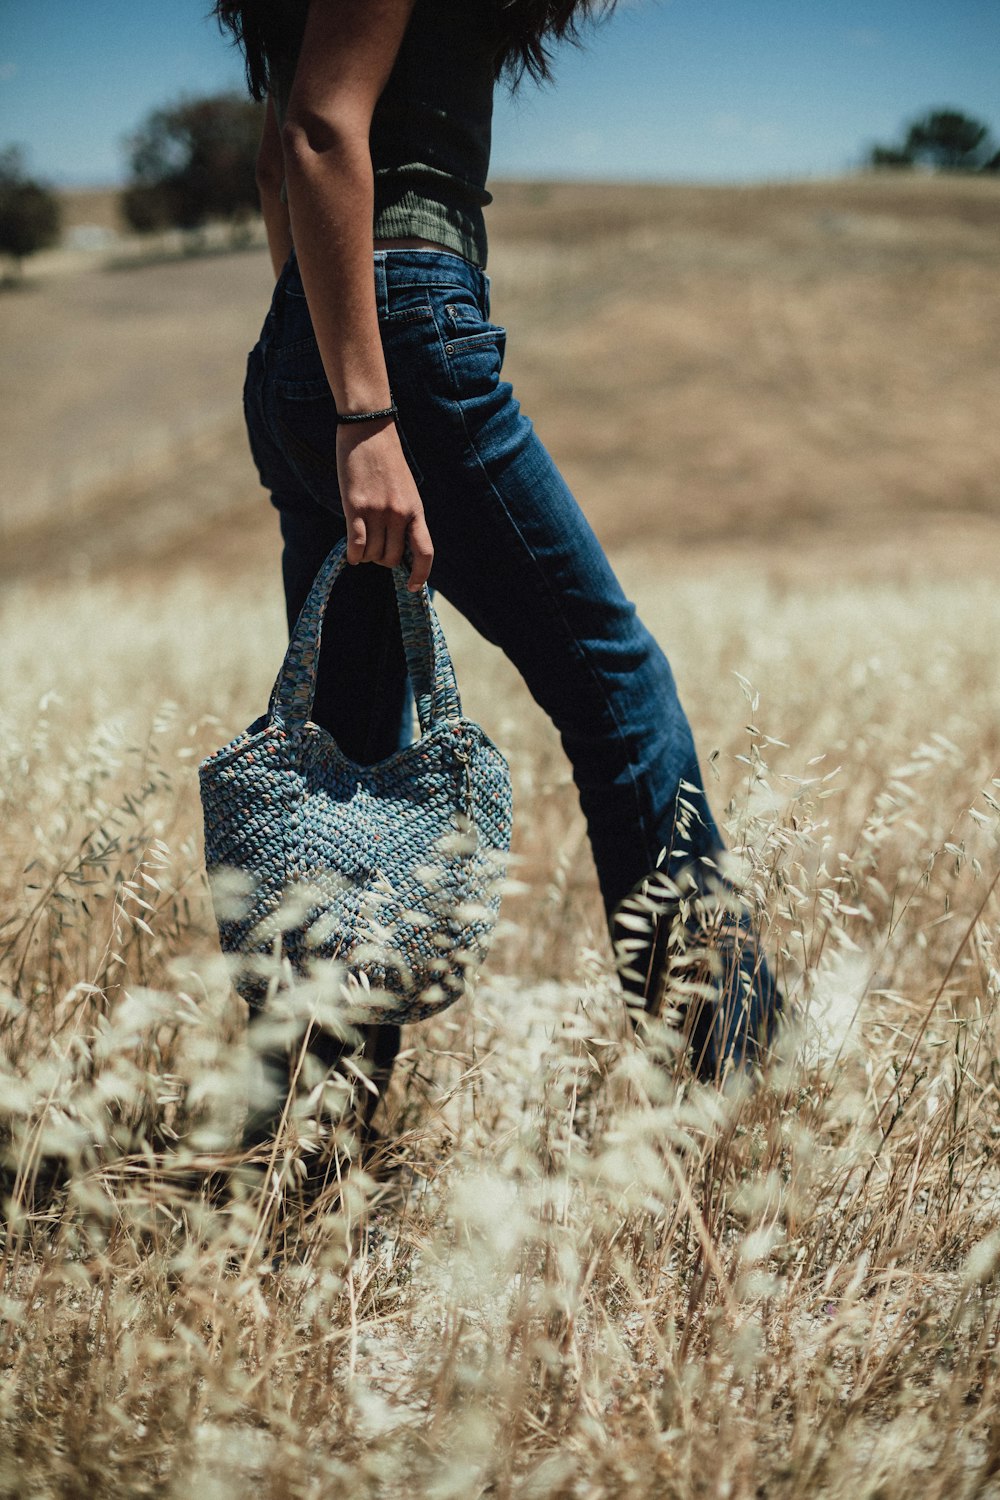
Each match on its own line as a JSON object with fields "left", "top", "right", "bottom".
{"left": 2, "top": 544, "right": 1000, "bottom": 1497}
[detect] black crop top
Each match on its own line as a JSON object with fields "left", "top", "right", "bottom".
{"left": 271, "top": 0, "right": 502, "bottom": 268}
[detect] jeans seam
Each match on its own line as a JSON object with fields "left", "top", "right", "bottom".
{"left": 442, "top": 385, "right": 660, "bottom": 884}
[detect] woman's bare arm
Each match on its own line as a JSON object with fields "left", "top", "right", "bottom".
{"left": 281, "top": 0, "right": 432, "bottom": 590}
{"left": 256, "top": 94, "right": 292, "bottom": 279}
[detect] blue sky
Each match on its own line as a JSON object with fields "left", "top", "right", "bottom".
{"left": 0, "top": 0, "right": 997, "bottom": 186}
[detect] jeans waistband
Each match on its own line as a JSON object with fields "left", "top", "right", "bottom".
{"left": 372, "top": 248, "right": 489, "bottom": 317}
{"left": 274, "top": 246, "right": 490, "bottom": 329}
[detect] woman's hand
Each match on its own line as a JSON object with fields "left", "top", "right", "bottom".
{"left": 336, "top": 420, "right": 433, "bottom": 591}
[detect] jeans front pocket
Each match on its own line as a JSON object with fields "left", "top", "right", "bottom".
{"left": 439, "top": 308, "right": 508, "bottom": 405}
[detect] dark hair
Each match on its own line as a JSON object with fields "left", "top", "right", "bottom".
{"left": 495, "top": 0, "right": 620, "bottom": 85}
{"left": 212, "top": 0, "right": 618, "bottom": 101}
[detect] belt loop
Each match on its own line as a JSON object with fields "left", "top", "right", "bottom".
{"left": 481, "top": 270, "right": 491, "bottom": 320}
{"left": 373, "top": 251, "right": 388, "bottom": 317}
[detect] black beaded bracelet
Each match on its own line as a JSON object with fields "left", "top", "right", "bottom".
{"left": 336, "top": 403, "right": 399, "bottom": 426}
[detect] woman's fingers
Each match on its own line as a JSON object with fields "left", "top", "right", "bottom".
{"left": 375, "top": 513, "right": 434, "bottom": 589}
{"left": 362, "top": 520, "right": 388, "bottom": 564}
{"left": 405, "top": 512, "right": 434, "bottom": 591}
{"left": 346, "top": 514, "right": 367, "bottom": 565}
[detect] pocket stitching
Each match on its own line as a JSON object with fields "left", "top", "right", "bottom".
{"left": 381, "top": 303, "right": 436, "bottom": 327}
{"left": 442, "top": 327, "right": 507, "bottom": 357}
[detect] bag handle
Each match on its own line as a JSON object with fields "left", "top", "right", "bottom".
{"left": 268, "top": 539, "right": 463, "bottom": 734}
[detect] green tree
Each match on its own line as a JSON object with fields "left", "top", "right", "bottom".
{"left": 122, "top": 92, "right": 263, "bottom": 234}
{"left": 868, "top": 144, "right": 914, "bottom": 170}
{"left": 904, "top": 109, "right": 993, "bottom": 170}
{"left": 867, "top": 108, "right": 997, "bottom": 173}
{"left": 0, "top": 147, "right": 61, "bottom": 270}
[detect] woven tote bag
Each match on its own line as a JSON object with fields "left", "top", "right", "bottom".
{"left": 199, "top": 539, "right": 512, "bottom": 1023}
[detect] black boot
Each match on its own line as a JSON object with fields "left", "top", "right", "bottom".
{"left": 241, "top": 1021, "right": 402, "bottom": 1163}
{"left": 612, "top": 868, "right": 782, "bottom": 1082}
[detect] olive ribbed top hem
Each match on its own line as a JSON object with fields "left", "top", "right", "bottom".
{"left": 375, "top": 189, "right": 488, "bottom": 269}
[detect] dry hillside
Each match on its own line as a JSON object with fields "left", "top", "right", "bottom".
{"left": 2, "top": 173, "right": 998, "bottom": 579}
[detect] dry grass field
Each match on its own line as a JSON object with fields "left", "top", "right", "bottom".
{"left": 4, "top": 173, "right": 999, "bottom": 570}
{"left": 1, "top": 176, "right": 999, "bottom": 1498}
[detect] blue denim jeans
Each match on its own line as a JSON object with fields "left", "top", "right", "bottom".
{"left": 242, "top": 249, "right": 778, "bottom": 1072}
{"left": 243, "top": 247, "right": 723, "bottom": 909}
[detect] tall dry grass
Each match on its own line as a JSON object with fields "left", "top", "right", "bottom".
{"left": 2, "top": 548, "right": 999, "bottom": 1498}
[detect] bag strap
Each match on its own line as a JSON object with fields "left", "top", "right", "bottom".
{"left": 269, "top": 539, "right": 463, "bottom": 734}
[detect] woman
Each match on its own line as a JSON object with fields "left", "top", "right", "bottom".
{"left": 216, "top": 0, "right": 780, "bottom": 1123}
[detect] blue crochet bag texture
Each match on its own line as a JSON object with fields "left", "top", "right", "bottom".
{"left": 199, "top": 539, "right": 513, "bottom": 1023}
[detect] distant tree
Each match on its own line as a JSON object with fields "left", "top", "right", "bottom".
{"left": 868, "top": 144, "right": 914, "bottom": 171}
{"left": 904, "top": 110, "right": 993, "bottom": 171}
{"left": 0, "top": 147, "right": 61, "bottom": 271}
{"left": 867, "top": 108, "right": 997, "bottom": 173}
{"left": 122, "top": 92, "right": 263, "bottom": 234}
